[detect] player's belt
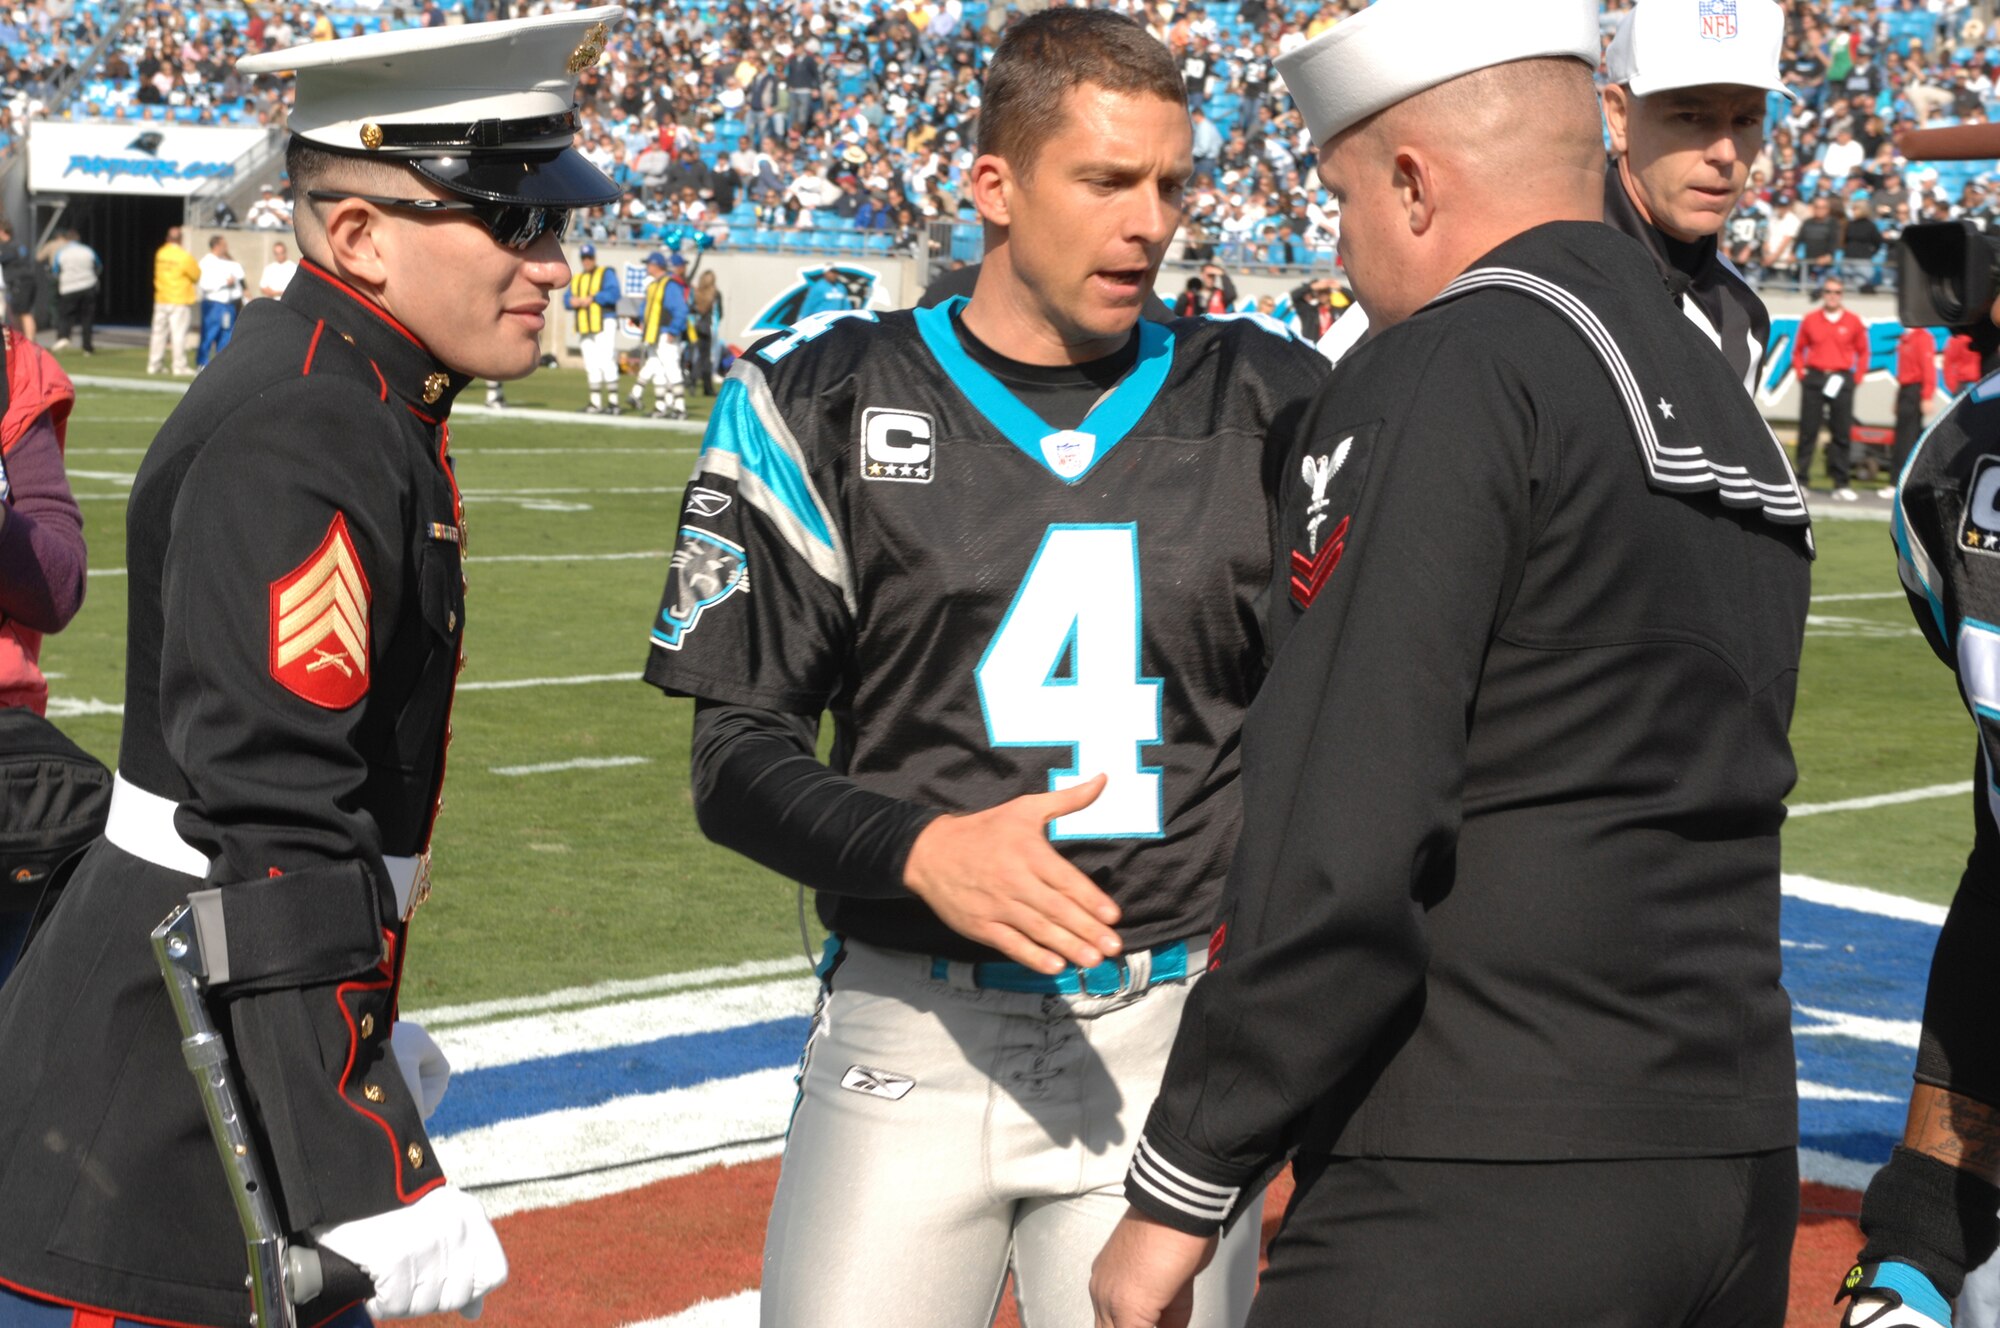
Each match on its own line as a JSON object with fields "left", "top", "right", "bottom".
{"left": 929, "top": 935, "right": 1208, "bottom": 996}
{"left": 107, "top": 771, "right": 427, "bottom": 919}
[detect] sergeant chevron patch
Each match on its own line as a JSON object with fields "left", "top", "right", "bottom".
{"left": 270, "top": 511, "right": 371, "bottom": 709}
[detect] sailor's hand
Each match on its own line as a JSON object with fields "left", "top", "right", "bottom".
{"left": 314, "top": 1184, "right": 506, "bottom": 1319}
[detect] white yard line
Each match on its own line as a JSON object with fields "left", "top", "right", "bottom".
{"left": 1811, "top": 591, "right": 1905, "bottom": 603}
{"left": 406, "top": 955, "right": 813, "bottom": 1027}
{"left": 620, "top": 1291, "right": 760, "bottom": 1328}
{"left": 431, "top": 976, "right": 816, "bottom": 1072}
{"left": 64, "top": 373, "right": 709, "bottom": 433}
{"left": 456, "top": 670, "right": 642, "bottom": 691}
{"left": 1783, "top": 874, "right": 1949, "bottom": 926}
{"left": 1788, "top": 782, "right": 1974, "bottom": 819}
{"left": 87, "top": 550, "right": 664, "bottom": 578}
{"left": 489, "top": 755, "right": 652, "bottom": 776}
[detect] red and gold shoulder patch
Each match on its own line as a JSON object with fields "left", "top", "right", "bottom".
{"left": 270, "top": 511, "right": 371, "bottom": 709}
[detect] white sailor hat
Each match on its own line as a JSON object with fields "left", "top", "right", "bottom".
{"left": 237, "top": 5, "right": 624, "bottom": 208}
{"left": 1605, "top": 0, "right": 1796, "bottom": 102}
{"left": 1275, "top": 0, "right": 1599, "bottom": 148}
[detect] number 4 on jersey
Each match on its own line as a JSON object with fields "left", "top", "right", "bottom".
{"left": 976, "top": 524, "right": 1164, "bottom": 840}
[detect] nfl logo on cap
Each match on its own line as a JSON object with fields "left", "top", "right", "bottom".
{"left": 1700, "top": 0, "right": 1739, "bottom": 42}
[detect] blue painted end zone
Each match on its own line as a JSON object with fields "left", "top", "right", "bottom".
{"left": 428, "top": 1016, "right": 811, "bottom": 1138}
{"left": 417, "top": 890, "right": 1936, "bottom": 1189}
{"left": 1784, "top": 894, "right": 1935, "bottom": 1177}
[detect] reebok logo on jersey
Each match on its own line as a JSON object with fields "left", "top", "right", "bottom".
{"left": 861, "top": 407, "right": 936, "bottom": 483}
{"left": 1959, "top": 455, "right": 2000, "bottom": 557}
{"left": 840, "top": 1065, "right": 916, "bottom": 1100}
{"left": 686, "top": 486, "right": 733, "bottom": 518}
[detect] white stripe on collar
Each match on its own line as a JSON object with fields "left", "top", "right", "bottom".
{"left": 1430, "top": 266, "right": 1808, "bottom": 525}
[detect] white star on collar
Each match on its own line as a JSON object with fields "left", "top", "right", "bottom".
{"left": 1656, "top": 397, "right": 1675, "bottom": 421}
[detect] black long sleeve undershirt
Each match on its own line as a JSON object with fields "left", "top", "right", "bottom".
{"left": 689, "top": 700, "right": 942, "bottom": 899}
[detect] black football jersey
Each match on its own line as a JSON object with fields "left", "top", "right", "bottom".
{"left": 1897, "top": 371, "right": 2000, "bottom": 793}
{"left": 644, "top": 300, "right": 1328, "bottom": 958}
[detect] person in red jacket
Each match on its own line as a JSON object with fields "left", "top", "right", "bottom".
{"left": 1794, "top": 276, "right": 1871, "bottom": 499}
{"left": 1887, "top": 326, "right": 1939, "bottom": 497}
{"left": 1943, "top": 332, "right": 1983, "bottom": 395}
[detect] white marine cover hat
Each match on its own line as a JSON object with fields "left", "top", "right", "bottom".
{"left": 237, "top": 5, "right": 625, "bottom": 207}
{"left": 1605, "top": 0, "right": 1796, "bottom": 101}
{"left": 1275, "top": 0, "right": 1599, "bottom": 148}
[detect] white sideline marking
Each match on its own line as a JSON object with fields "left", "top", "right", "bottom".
{"left": 457, "top": 671, "right": 642, "bottom": 692}
{"left": 1783, "top": 874, "right": 1950, "bottom": 926}
{"left": 1795, "top": 1004, "right": 1923, "bottom": 1049}
{"left": 489, "top": 756, "right": 652, "bottom": 776}
{"left": 431, "top": 976, "right": 816, "bottom": 1072}
{"left": 65, "top": 469, "right": 135, "bottom": 484}
{"left": 1799, "top": 1081, "right": 1899, "bottom": 1103}
{"left": 433, "top": 1066, "right": 793, "bottom": 1219}
{"left": 619, "top": 1291, "right": 759, "bottom": 1328}
{"left": 1805, "top": 613, "right": 1922, "bottom": 638}
{"left": 406, "top": 955, "right": 813, "bottom": 1028}
{"left": 1789, "top": 782, "right": 1974, "bottom": 818}
{"left": 1812, "top": 591, "right": 1905, "bottom": 603}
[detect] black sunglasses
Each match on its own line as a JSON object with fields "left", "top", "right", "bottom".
{"left": 306, "top": 191, "right": 571, "bottom": 250}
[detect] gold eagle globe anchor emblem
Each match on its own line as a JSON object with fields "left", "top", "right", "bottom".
{"left": 567, "top": 22, "right": 608, "bottom": 73}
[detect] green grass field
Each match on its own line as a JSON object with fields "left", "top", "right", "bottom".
{"left": 37, "top": 358, "right": 1981, "bottom": 1011}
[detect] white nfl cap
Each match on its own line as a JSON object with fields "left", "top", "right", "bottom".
{"left": 237, "top": 5, "right": 624, "bottom": 207}
{"left": 1275, "top": 0, "right": 1598, "bottom": 149}
{"left": 1605, "top": 0, "right": 1795, "bottom": 101}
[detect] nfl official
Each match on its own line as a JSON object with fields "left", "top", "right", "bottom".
{"left": 1091, "top": 1, "right": 1814, "bottom": 1325}
{"left": 0, "top": 11, "right": 621, "bottom": 1325}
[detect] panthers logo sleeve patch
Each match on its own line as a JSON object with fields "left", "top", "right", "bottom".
{"left": 269, "top": 511, "right": 371, "bottom": 709}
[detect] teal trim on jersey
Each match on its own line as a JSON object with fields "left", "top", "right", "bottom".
{"left": 910, "top": 296, "right": 1175, "bottom": 484}
{"left": 1891, "top": 404, "right": 1953, "bottom": 646}
{"left": 701, "top": 376, "right": 834, "bottom": 552}
{"left": 931, "top": 939, "right": 1190, "bottom": 996}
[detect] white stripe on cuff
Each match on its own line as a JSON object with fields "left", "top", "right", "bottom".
{"left": 1129, "top": 1137, "right": 1240, "bottom": 1220}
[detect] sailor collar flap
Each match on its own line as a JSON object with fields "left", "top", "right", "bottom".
{"left": 1424, "top": 224, "right": 1811, "bottom": 537}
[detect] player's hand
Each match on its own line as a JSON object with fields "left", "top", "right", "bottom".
{"left": 1090, "top": 1208, "right": 1215, "bottom": 1328}
{"left": 314, "top": 1184, "right": 507, "bottom": 1320}
{"left": 1837, "top": 1261, "right": 1954, "bottom": 1328}
{"left": 903, "top": 774, "right": 1123, "bottom": 974}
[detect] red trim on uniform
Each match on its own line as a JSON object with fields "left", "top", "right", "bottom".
{"left": 0, "top": 1271, "right": 215, "bottom": 1328}
{"left": 423, "top": 422, "right": 465, "bottom": 851}
{"left": 407, "top": 406, "right": 438, "bottom": 425}
{"left": 305, "top": 1301, "right": 369, "bottom": 1328}
{"left": 334, "top": 928, "right": 446, "bottom": 1205}
{"left": 303, "top": 319, "right": 325, "bottom": 376}
{"left": 297, "top": 259, "right": 428, "bottom": 350}
{"left": 71, "top": 1310, "right": 114, "bottom": 1328}
{"left": 369, "top": 360, "right": 388, "bottom": 402}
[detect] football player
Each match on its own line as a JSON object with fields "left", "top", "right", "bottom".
{"left": 641, "top": 10, "right": 1327, "bottom": 1326}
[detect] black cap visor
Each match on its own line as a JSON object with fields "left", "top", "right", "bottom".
{"left": 409, "top": 146, "right": 622, "bottom": 208}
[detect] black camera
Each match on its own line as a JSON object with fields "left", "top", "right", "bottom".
{"left": 1899, "top": 219, "right": 2000, "bottom": 329}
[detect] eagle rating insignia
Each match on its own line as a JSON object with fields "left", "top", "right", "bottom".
{"left": 270, "top": 511, "right": 371, "bottom": 709}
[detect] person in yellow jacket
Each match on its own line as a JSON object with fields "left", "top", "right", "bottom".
{"left": 147, "top": 225, "right": 201, "bottom": 375}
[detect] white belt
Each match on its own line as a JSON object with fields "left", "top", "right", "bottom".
{"left": 107, "top": 772, "right": 425, "bottom": 918}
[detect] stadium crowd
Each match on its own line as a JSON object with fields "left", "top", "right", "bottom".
{"left": 5, "top": 0, "right": 2000, "bottom": 276}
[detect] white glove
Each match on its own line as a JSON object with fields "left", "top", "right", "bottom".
{"left": 390, "top": 1020, "right": 451, "bottom": 1120}
{"left": 314, "top": 1183, "right": 507, "bottom": 1320}
{"left": 1840, "top": 1261, "right": 1953, "bottom": 1328}
{"left": 1843, "top": 1298, "right": 1951, "bottom": 1328}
